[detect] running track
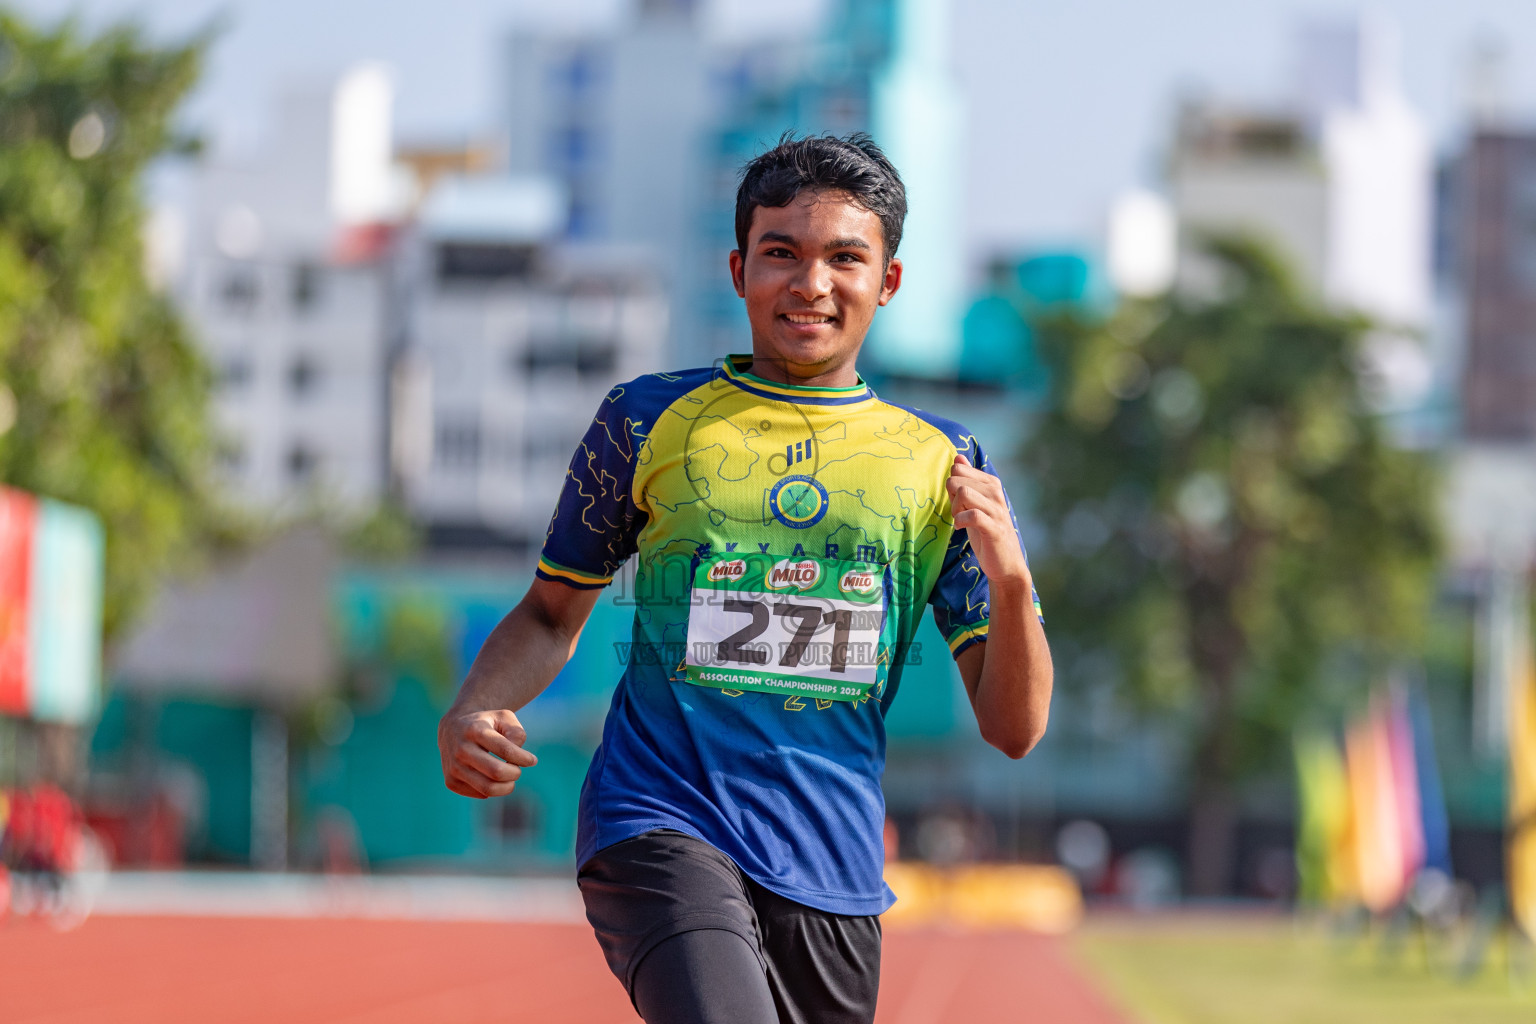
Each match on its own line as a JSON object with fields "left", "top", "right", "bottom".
{"left": 2, "top": 917, "right": 1131, "bottom": 1023}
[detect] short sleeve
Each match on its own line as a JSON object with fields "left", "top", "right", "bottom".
{"left": 928, "top": 435, "right": 1042, "bottom": 659}
{"left": 536, "top": 387, "right": 648, "bottom": 589}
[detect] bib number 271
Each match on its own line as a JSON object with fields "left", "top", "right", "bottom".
{"left": 715, "top": 598, "right": 859, "bottom": 674}
{"left": 683, "top": 555, "right": 885, "bottom": 702}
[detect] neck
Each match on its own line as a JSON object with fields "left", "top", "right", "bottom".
{"left": 744, "top": 350, "right": 861, "bottom": 389}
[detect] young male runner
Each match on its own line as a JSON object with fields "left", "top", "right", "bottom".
{"left": 437, "top": 134, "right": 1052, "bottom": 1024}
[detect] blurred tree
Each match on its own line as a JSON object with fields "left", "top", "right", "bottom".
{"left": 338, "top": 502, "right": 422, "bottom": 563}
{"left": 1021, "top": 237, "right": 1442, "bottom": 896}
{"left": 0, "top": 14, "right": 224, "bottom": 641}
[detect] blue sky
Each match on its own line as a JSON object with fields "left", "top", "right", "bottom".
{"left": 11, "top": 0, "right": 1536, "bottom": 252}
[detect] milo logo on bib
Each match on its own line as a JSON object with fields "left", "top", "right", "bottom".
{"left": 838, "top": 568, "right": 878, "bottom": 594}
{"left": 766, "top": 558, "right": 821, "bottom": 591}
{"left": 708, "top": 558, "right": 748, "bottom": 582}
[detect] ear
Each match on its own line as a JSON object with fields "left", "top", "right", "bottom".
{"left": 877, "top": 257, "right": 903, "bottom": 307}
{"left": 729, "top": 249, "right": 747, "bottom": 298}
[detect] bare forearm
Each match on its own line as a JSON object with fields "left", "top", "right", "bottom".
{"left": 451, "top": 597, "right": 582, "bottom": 714}
{"left": 970, "top": 575, "right": 1053, "bottom": 758}
{"left": 438, "top": 578, "right": 598, "bottom": 799}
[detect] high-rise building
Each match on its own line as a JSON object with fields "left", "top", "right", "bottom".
{"left": 1169, "top": 16, "right": 1431, "bottom": 331}
{"left": 502, "top": 0, "right": 711, "bottom": 364}
{"left": 695, "top": 0, "right": 969, "bottom": 377}
{"left": 502, "top": 0, "right": 967, "bottom": 377}
{"left": 694, "top": 4, "right": 888, "bottom": 366}
{"left": 1169, "top": 105, "right": 1330, "bottom": 289}
{"left": 1450, "top": 131, "right": 1536, "bottom": 441}
{"left": 178, "top": 67, "right": 404, "bottom": 512}
{"left": 397, "top": 176, "right": 667, "bottom": 546}
{"left": 166, "top": 67, "right": 668, "bottom": 544}
{"left": 869, "top": 0, "right": 965, "bottom": 377}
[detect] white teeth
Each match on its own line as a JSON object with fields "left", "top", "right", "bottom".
{"left": 785, "top": 314, "right": 833, "bottom": 324}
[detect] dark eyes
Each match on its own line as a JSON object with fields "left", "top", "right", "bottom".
{"left": 761, "top": 248, "right": 862, "bottom": 262}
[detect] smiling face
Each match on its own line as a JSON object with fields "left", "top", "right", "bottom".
{"left": 729, "top": 189, "right": 902, "bottom": 387}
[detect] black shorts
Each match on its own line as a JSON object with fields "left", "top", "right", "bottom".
{"left": 578, "top": 829, "right": 881, "bottom": 1024}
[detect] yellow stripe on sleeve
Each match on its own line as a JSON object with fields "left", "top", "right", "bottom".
{"left": 537, "top": 557, "right": 612, "bottom": 586}
{"left": 946, "top": 621, "right": 990, "bottom": 653}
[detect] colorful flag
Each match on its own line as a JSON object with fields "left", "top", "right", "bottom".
{"left": 1347, "top": 695, "right": 1417, "bottom": 913}
{"left": 1508, "top": 597, "right": 1536, "bottom": 941}
{"left": 1302, "top": 685, "right": 1449, "bottom": 914}
{"left": 1294, "top": 731, "right": 1356, "bottom": 906}
{"left": 0, "top": 489, "right": 37, "bottom": 715}
{"left": 0, "top": 487, "right": 103, "bottom": 723}
{"left": 1408, "top": 687, "right": 1452, "bottom": 877}
{"left": 1386, "top": 688, "right": 1426, "bottom": 893}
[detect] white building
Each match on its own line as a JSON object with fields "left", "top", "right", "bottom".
{"left": 1296, "top": 16, "right": 1432, "bottom": 330}
{"left": 502, "top": 0, "right": 710, "bottom": 365}
{"left": 186, "top": 254, "right": 391, "bottom": 510}
{"left": 397, "top": 177, "right": 667, "bottom": 544}
{"left": 1168, "top": 16, "right": 1432, "bottom": 333}
{"left": 166, "top": 66, "right": 668, "bottom": 545}
{"left": 174, "top": 66, "right": 403, "bottom": 512}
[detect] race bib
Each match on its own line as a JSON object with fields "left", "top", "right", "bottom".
{"left": 683, "top": 554, "right": 888, "bottom": 702}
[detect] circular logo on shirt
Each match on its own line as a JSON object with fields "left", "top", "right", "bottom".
{"left": 682, "top": 367, "right": 822, "bottom": 526}
{"left": 769, "top": 475, "right": 828, "bottom": 529}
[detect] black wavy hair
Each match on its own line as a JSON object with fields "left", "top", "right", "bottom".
{"left": 734, "top": 132, "right": 907, "bottom": 265}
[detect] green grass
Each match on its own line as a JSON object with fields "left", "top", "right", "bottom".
{"left": 1073, "top": 914, "right": 1536, "bottom": 1024}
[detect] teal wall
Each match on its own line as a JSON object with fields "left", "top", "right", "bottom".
{"left": 303, "top": 566, "right": 627, "bottom": 868}
{"left": 90, "top": 696, "right": 254, "bottom": 862}
{"left": 303, "top": 676, "right": 478, "bottom": 865}
{"left": 882, "top": 613, "right": 961, "bottom": 739}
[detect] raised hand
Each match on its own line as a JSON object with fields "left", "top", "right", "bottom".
{"left": 946, "top": 454, "right": 1029, "bottom": 585}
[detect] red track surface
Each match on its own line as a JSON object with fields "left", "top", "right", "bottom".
{"left": 1, "top": 917, "right": 1130, "bottom": 1023}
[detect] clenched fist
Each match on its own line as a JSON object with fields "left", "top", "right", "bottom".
{"left": 946, "top": 454, "right": 1029, "bottom": 585}
{"left": 437, "top": 707, "right": 539, "bottom": 799}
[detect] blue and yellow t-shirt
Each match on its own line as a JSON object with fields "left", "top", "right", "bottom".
{"left": 537, "top": 356, "right": 1035, "bottom": 914}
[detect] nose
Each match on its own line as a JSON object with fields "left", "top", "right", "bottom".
{"left": 788, "top": 257, "right": 832, "bottom": 303}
